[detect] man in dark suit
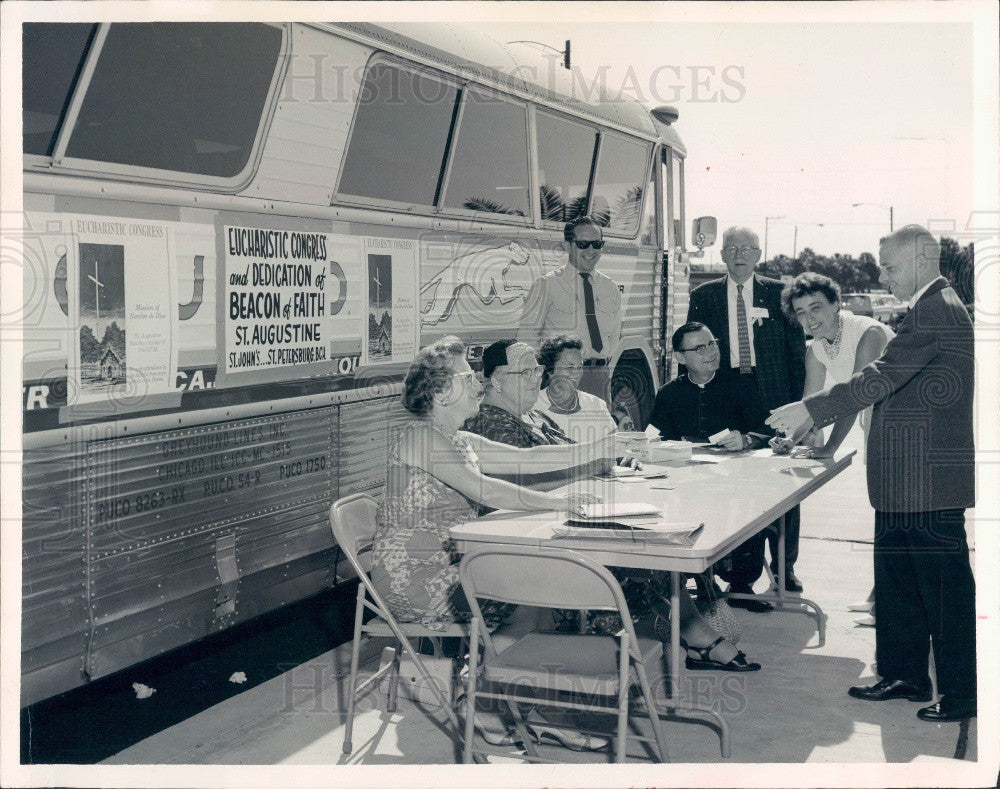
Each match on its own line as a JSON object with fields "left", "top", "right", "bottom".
{"left": 687, "top": 226, "right": 807, "bottom": 594}
{"left": 768, "top": 225, "right": 976, "bottom": 722}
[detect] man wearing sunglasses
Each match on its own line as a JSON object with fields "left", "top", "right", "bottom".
{"left": 648, "top": 322, "right": 776, "bottom": 612}
{"left": 687, "top": 226, "right": 807, "bottom": 594}
{"left": 518, "top": 216, "right": 623, "bottom": 402}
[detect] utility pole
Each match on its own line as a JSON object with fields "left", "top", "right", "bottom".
{"left": 764, "top": 215, "right": 785, "bottom": 263}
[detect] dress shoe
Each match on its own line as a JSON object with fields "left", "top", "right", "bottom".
{"left": 847, "top": 600, "right": 874, "bottom": 612}
{"left": 783, "top": 569, "right": 804, "bottom": 592}
{"left": 848, "top": 678, "right": 932, "bottom": 702}
{"left": 726, "top": 584, "right": 774, "bottom": 613}
{"left": 854, "top": 614, "right": 876, "bottom": 627}
{"left": 917, "top": 696, "right": 976, "bottom": 722}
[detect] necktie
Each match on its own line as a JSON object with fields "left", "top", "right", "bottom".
{"left": 736, "top": 283, "right": 752, "bottom": 374}
{"left": 580, "top": 273, "right": 604, "bottom": 354}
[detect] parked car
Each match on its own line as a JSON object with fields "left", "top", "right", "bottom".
{"left": 842, "top": 292, "right": 908, "bottom": 327}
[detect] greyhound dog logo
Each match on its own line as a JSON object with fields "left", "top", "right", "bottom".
{"left": 420, "top": 240, "right": 533, "bottom": 326}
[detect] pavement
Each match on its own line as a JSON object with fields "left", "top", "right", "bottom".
{"left": 104, "top": 425, "right": 984, "bottom": 775}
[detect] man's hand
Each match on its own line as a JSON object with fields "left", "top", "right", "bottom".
{"left": 617, "top": 455, "right": 643, "bottom": 471}
{"left": 766, "top": 401, "right": 813, "bottom": 437}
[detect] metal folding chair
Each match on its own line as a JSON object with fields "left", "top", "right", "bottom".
{"left": 458, "top": 545, "right": 671, "bottom": 764}
{"left": 329, "top": 494, "right": 469, "bottom": 756}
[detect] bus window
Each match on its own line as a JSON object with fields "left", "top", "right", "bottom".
{"left": 65, "top": 23, "right": 282, "bottom": 178}
{"left": 443, "top": 90, "right": 529, "bottom": 216}
{"left": 536, "top": 110, "right": 597, "bottom": 223}
{"left": 639, "top": 170, "right": 657, "bottom": 247}
{"left": 23, "top": 23, "right": 97, "bottom": 157}
{"left": 338, "top": 63, "right": 458, "bottom": 207}
{"left": 592, "top": 133, "right": 650, "bottom": 236}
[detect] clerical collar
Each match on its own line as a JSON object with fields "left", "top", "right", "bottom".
{"left": 688, "top": 371, "right": 716, "bottom": 389}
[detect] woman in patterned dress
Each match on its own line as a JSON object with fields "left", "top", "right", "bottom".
{"left": 370, "top": 336, "right": 607, "bottom": 632}
{"left": 777, "top": 273, "right": 895, "bottom": 625}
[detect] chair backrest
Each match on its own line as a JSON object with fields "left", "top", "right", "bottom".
{"left": 329, "top": 493, "right": 379, "bottom": 579}
{"left": 459, "top": 545, "right": 625, "bottom": 612}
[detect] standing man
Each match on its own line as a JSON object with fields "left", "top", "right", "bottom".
{"left": 687, "top": 226, "right": 807, "bottom": 593}
{"left": 518, "top": 216, "right": 623, "bottom": 402}
{"left": 768, "top": 225, "right": 976, "bottom": 722}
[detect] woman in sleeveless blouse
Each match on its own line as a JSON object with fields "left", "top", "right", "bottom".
{"left": 778, "top": 274, "right": 895, "bottom": 624}
{"left": 777, "top": 273, "right": 894, "bottom": 459}
{"left": 369, "top": 336, "right": 608, "bottom": 631}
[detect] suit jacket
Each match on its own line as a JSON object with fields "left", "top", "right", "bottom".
{"left": 804, "top": 278, "right": 974, "bottom": 512}
{"left": 686, "top": 274, "right": 806, "bottom": 411}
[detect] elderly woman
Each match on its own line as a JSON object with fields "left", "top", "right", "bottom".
{"left": 464, "top": 340, "right": 760, "bottom": 673}
{"left": 777, "top": 272, "right": 894, "bottom": 625}
{"left": 370, "top": 336, "right": 611, "bottom": 751}
{"left": 370, "top": 335, "right": 607, "bottom": 632}
{"left": 534, "top": 334, "right": 617, "bottom": 443}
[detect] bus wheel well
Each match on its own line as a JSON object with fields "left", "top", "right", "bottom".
{"left": 611, "top": 353, "right": 655, "bottom": 431}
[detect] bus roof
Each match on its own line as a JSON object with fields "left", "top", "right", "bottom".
{"left": 330, "top": 22, "right": 686, "bottom": 156}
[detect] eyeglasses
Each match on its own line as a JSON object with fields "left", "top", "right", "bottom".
{"left": 451, "top": 371, "right": 478, "bottom": 385}
{"left": 553, "top": 364, "right": 584, "bottom": 372}
{"left": 572, "top": 239, "right": 605, "bottom": 250}
{"left": 497, "top": 365, "right": 544, "bottom": 381}
{"left": 680, "top": 338, "right": 719, "bottom": 356}
{"left": 723, "top": 245, "right": 761, "bottom": 257}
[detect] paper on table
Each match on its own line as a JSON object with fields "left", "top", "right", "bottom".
{"left": 644, "top": 423, "right": 661, "bottom": 440}
{"left": 553, "top": 520, "right": 703, "bottom": 545}
{"left": 708, "top": 428, "right": 731, "bottom": 444}
{"left": 574, "top": 501, "right": 662, "bottom": 519}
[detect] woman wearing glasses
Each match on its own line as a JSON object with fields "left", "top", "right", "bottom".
{"left": 533, "top": 334, "right": 618, "bottom": 444}
{"left": 370, "top": 336, "right": 611, "bottom": 749}
{"left": 371, "top": 336, "right": 609, "bottom": 634}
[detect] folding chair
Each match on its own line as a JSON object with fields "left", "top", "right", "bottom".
{"left": 458, "top": 545, "right": 671, "bottom": 764}
{"left": 329, "top": 494, "right": 469, "bottom": 756}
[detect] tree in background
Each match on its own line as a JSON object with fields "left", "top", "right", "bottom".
{"left": 758, "top": 238, "right": 972, "bottom": 301}
{"left": 938, "top": 237, "right": 974, "bottom": 305}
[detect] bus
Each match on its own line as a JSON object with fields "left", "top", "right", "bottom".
{"left": 19, "top": 21, "right": 706, "bottom": 706}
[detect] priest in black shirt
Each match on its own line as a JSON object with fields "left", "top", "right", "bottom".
{"left": 647, "top": 322, "right": 775, "bottom": 612}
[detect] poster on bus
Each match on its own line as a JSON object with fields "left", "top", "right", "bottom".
{"left": 361, "top": 237, "right": 419, "bottom": 365}
{"left": 66, "top": 215, "right": 178, "bottom": 405}
{"left": 220, "top": 225, "right": 364, "bottom": 385}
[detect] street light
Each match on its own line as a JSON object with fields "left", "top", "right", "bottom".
{"left": 764, "top": 215, "right": 785, "bottom": 263}
{"left": 793, "top": 223, "right": 825, "bottom": 258}
{"left": 852, "top": 202, "right": 894, "bottom": 232}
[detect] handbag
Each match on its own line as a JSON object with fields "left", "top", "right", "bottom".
{"left": 692, "top": 572, "right": 741, "bottom": 644}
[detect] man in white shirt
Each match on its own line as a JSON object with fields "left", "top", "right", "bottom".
{"left": 687, "top": 226, "right": 807, "bottom": 592}
{"left": 518, "top": 216, "right": 623, "bottom": 402}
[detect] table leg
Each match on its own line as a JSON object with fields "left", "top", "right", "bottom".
{"left": 669, "top": 571, "right": 681, "bottom": 714}
{"left": 777, "top": 512, "right": 787, "bottom": 601}
{"left": 729, "top": 512, "right": 826, "bottom": 647}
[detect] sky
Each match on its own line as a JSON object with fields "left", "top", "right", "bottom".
{"left": 486, "top": 12, "right": 981, "bottom": 263}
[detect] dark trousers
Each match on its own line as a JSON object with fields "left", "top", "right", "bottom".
{"left": 766, "top": 504, "right": 800, "bottom": 573}
{"left": 716, "top": 528, "right": 767, "bottom": 588}
{"left": 733, "top": 368, "right": 800, "bottom": 573}
{"left": 873, "top": 509, "right": 976, "bottom": 698}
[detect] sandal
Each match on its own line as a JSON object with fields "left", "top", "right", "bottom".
{"left": 681, "top": 636, "right": 761, "bottom": 672}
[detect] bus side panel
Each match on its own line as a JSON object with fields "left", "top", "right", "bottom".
{"left": 79, "top": 409, "right": 337, "bottom": 683}
{"left": 21, "top": 445, "right": 90, "bottom": 705}
{"left": 246, "top": 26, "right": 370, "bottom": 206}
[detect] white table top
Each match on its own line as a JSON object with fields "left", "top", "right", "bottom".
{"left": 451, "top": 447, "right": 856, "bottom": 574}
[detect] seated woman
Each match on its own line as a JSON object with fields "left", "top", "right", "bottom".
{"left": 370, "top": 335, "right": 608, "bottom": 632}
{"left": 464, "top": 340, "right": 760, "bottom": 672}
{"left": 370, "top": 335, "right": 612, "bottom": 750}
{"left": 534, "top": 334, "right": 617, "bottom": 443}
